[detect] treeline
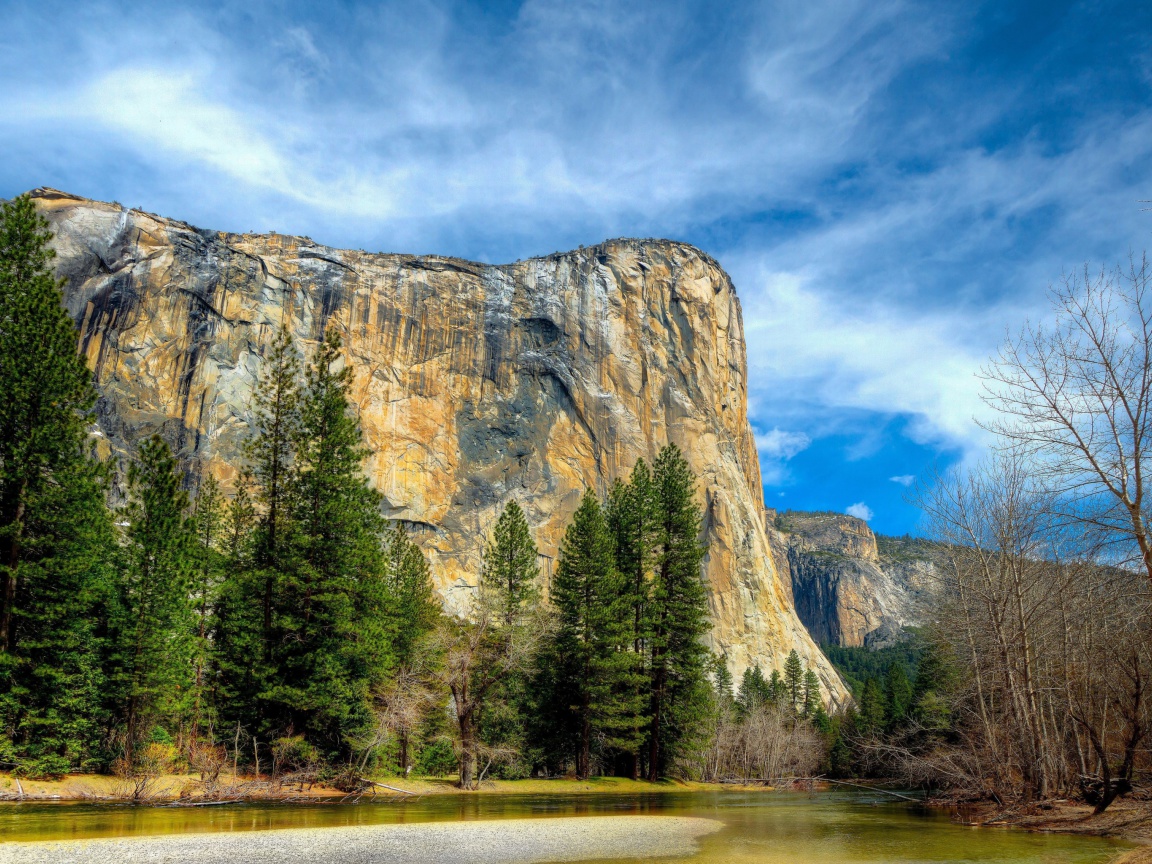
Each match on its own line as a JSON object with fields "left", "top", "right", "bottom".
{"left": 0, "top": 195, "right": 834, "bottom": 788}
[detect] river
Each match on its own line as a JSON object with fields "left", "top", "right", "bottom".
{"left": 0, "top": 789, "right": 1132, "bottom": 862}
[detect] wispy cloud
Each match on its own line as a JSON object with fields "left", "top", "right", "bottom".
{"left": 889, "top": 475, "right": 915, "bottom": 487}
{"left": 846, "top": 502, "right": 874, "bottom": 521}
{"left": 2, "top": 0, "right": 1150, "bottom": 530}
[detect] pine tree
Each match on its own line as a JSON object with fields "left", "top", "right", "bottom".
{"left": 712, "top": 654, "right": 735, "bottom": 710}
{"left": 384, "top": 522, "right": 439, "bottom": 667}
{"left": 0, "top": 195, "right": 115, "bottom": 775}
{"left": 247, "top": 323, "right": 300, "bottom": 653}
{"left": 737, "top": 665, "right": 771, "bottom": 716}
{"left": 270, "top": 329, "right": 393, "bottom": 753}
{"left": 603, "top": 464, "right": 658, "bottom": 778}
{"left": 190, "top": 475, "right": 225, "bottom": 738}
{"left": 857, "top": 677, "right": 886, "bottom": 735}
{"left": 884, "top": 662, "right": 913, "bottom": 727}
{"left": 549, "top": 489, "right": 643, "bottom": 778}
{"left": 646, "top": 444, "right": 710, "bottom": 779}
{"left": 0, "top": 195, "right": 96, "bottom": 652}
{"left": 784, "top": 650, "right": 804, "bottom": 712}
{"left": 111, "top": 436, "right": 198, "bottom": 756}
{"left": 482, "top": 501, "right": 540, "bottom": 628}
{"left": 802, "top": 668, "right": 821, "bottom": 717}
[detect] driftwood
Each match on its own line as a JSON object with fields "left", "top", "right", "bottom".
{"left": 357, "top": 777, "right": 416, "bottom": 796}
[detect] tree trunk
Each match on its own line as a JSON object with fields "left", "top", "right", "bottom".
{"left": 459, "top": 712, "right": 476, "bottom": 789}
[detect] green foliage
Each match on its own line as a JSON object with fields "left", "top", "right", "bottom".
{"left": 802, "top": 668, "right": 821, "bottom": 717}
{"left": 483, "top": 501, "right": 540, "bottom": 627}
{"left": 548, "top": 489, "right": 646, "bottom": 777}
{"left": 822, "top": 635, "right": 925, "bottom": 697}
{"left": 646, "top": 444, "right": 711, "bottom": 779}
{"left": 856, "top": 678, "right": 887, "bottom": 736}
{"left": 884, "top": 662, "right": 914, "bottom": 726}
{"left": 783, "top": 649, "right": 804, "bottom": 711}
{"left": 111, "top": 436, "right": 198, "bottom": 754}
{"left": 736, "top": 665, "right": 772, "bottom": 716}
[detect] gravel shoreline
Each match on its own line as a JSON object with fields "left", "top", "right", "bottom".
{"left": 0, "top": 814, "right": 723, "bottom": 864}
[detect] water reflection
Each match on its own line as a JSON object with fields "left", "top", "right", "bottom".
{"left": 0, "top": 789, "right": 1131, "bottom": 863}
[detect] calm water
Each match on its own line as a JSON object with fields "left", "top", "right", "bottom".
{"left": 0, "top": 789, "right": 1131, "bottom": 862}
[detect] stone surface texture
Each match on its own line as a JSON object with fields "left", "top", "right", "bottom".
{"left": 769, "top": 510, "right": 940, "bottom": 648}
{"left": 33, "top": 189, "right": 846, "bottom": 701}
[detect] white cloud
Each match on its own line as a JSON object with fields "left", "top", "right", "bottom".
{"left": 755, "top": 428, "right": 811, "bottom": 485}
{"left": 846, "top": 502, "right": 874, "bottom": 521}
{"left": 889, "top": 475, "right": 915, "bottom": 487}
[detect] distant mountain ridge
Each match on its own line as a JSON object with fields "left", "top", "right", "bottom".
{"left": 768, "top": 509, "right": 941, "bottom": 648}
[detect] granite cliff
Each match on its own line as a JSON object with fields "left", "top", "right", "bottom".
{"left": 769, "top": 510, "right": 940, "bottom": 649}
{"left": 31, "top": 189, "right": 847, "bottom": 702}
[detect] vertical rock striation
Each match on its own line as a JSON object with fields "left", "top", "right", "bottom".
{"left": 33, "top": 188, "right": 847, "bottom": 701}
{"left": 770, "top": 510, "right": 939, "bottom": 649}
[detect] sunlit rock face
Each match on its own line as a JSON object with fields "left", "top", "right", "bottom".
{"left": 770, "top": 510, "right": 939, "bottom": 649}
{"left": 33, "top": 188, "right": 848, "bottom": 702}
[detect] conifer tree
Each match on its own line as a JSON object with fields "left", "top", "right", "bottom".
{"left": 0, "top": 196, "right": 115, "bottom": 775}
{"left": 802, "top": 668, "right": 821, "bottom": 717}
{"left": 482, "top": 501, "right": 539, "bottom": 629}
{"left": 603, "top": 465, "right": 658, "bottom": 778}
{"left": 784, "top": 650, "right": 804, "bottom": 711}
{"left": 646, "top": 444, "right": 709, "bottom": 780}
{"left": 884, "top": 662, "right": 913, "bottom": 726}
{"left": 384, "top": 522, "right": 439, "bottom": 666}
{"left": 270, "top": 329, "right": 392, "bottom": 752}
{"left": 248, "top": 323, "right": 300, "bottom": 651}
{"left": 737, "top": 665, "right": 771, "bottom": 717}
{"left": 0, "top": 195, "right": 96, "bottom": 651}
{"left": 857, "top": 677, "right": 887, "bottom": 735}
{"left": 190, "top": 475, "right": 225, "bottom": 737}
{"left": 550, "top": 489, "right": 645, "bottom": 778}
{"left": 112, "top": 436, "right": 198, "bottom": 754}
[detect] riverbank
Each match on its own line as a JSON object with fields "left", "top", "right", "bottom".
{"left": 0, "top": 771, "right": 776, "bottom": 803}
{"left": 952, "top": 798, "right": 1152, "bottom": 861}
{"left": 0, "top": 814, "right": 724, "bottom": 864}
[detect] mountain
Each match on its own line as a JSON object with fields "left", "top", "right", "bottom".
{"left": 31, "top": 188, "right": 848, "bottom": 702}
{"left": 769, "top": 510, "right": 941, "bottom": 648}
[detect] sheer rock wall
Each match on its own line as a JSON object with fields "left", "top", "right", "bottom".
{"left": 33, "top": 188, "right": 847, "bottom": 701}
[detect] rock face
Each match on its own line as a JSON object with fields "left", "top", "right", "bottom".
{"left": 770, "top": 511, "right": 939, "bottom": 648}
{"left": 32, "top": 189, "right": 847, "bottom": 702}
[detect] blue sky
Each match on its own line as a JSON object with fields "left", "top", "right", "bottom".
{"left": 3, "top": 0, "right": 1152, "bottom": 535}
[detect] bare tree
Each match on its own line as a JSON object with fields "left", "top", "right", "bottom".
{"left": 982, "top": 255, "right": 1152, "bottom": 584}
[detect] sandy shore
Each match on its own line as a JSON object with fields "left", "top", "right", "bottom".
{"left": 0, "top": 814, "right": 724, "bottom": 864}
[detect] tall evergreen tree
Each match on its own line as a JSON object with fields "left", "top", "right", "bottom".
{"left": 268, "top": 329, "right": 392, "bottom": 753}
{"left": 0, "top": 195, "right": 96, "bottom": 652}
{"left": 0, "top": 196, "right": 115, "bottom": 776}
{"left": 550, "top": 489, "right": 645, "bottom": 778}
{"left": 247, "top": 323, "right": 300, "bottom": 651}
{"left": 603, "top": 465, "right": 658, "bottom": 778}
{"left": 646, "top": 444, "right": 710, "bottom": 780}
{"left": 784, "top": 650, "right": 804, "bottom": 712}
{"left": 737, "top": 665, "right": 771, "bottom": 717}
{"left": 190, "top": 475, "right": 225, "bottom": 738}
{"left": 482, "top": 501, "right": 539, "bottom": 629}
{"left": 111, "top": 436, "right": 198, "bottom": 755}
{"left": 476, "top": 500, "right": 542, "bottom": 778}
{"left": 802, "top": 668, "right": 822, "bottom": 717}
{"left": 884, "top": 662, "right": 913, "bottom": 727}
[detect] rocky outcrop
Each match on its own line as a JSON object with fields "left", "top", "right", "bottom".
{"left": 770, "top": 511, "right": 940, "bottom": 648}
{"left": 32, "top": 188, "right": 847, "bottom": 702}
